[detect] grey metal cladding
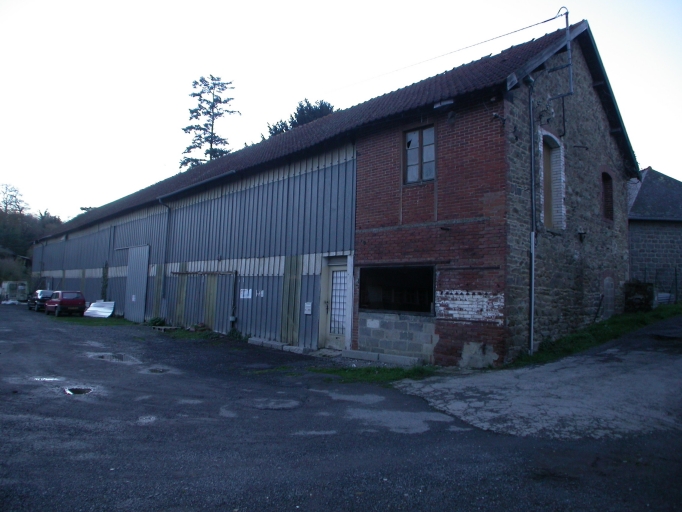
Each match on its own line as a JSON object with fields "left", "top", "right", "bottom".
{"left": 124, "top": 245, "right": 149, "bottom": 323}
{"left": 299, "top": 274, "right": 320, "bottom": 349}
{"left": 164, "top": 159, "right": 355, "bottom": 263}
{"left": 236, "top": 275, "right": 282, "bottom": 340}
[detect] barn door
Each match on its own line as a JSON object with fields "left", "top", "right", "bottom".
{"left": 124, "top": 246, "right": 149, "bottom": 323}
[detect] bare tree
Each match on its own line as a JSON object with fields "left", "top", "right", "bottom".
{"left": 0, "top": 184, "right": 28, "bottom": 214}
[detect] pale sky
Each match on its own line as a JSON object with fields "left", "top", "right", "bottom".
{"left": 1, "top": 0, "right": 680, "bottom": 221}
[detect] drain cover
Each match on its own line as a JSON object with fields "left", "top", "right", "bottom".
{"left": 65, "top": 387, "right": 92, "bottom": 395}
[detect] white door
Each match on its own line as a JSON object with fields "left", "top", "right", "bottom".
{"left": 322, "top": 264, "right": 347, "bottom": 350}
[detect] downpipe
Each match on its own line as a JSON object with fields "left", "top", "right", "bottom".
{"left": 525, "top": 74, "right": 537, "bottom": 356}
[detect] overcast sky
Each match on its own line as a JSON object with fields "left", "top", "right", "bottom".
{"left": 1, "top": 0, "right": 680, "bottom": 221}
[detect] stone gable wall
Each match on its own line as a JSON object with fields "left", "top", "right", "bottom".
{"left": 629, "top": 221, "right": 682, "bottom": 296}
{"left": 503, "top": 41, "right": 631, "bottom": 358}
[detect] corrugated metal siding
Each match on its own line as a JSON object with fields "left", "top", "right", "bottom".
{"left": 108, "top": 277, "right": 126, "bottom": 316}
{"left": 166, "top": 160, "right": 355, "bottom": 263}
{"left": 33, "top": 144, "right": 355, "bottom": 347}
{"left": 299, "top": 274, "right": 320, "bottom": 349}
{"left": 124, "top": 246, "right": 149, "bottom": 323}
{"left": 233, "top": 275, "right": 282, "bottom": 341}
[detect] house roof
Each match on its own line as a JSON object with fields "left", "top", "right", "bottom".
{"left": 43, "top": 19, "right": 637, "bottom": 240}
{"left": 630, "top": 168, "right": 682, "bottom": 222}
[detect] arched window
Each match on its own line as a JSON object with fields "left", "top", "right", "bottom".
{"left": 540, "top": 132, "right": 565, "bottom": 229}
{"left": 602, "top": 172, "right": 614, "bottom": 221}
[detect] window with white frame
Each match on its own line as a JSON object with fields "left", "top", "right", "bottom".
{"left": 405, "top": 126, "right": 435, "bottom": 184}
{"left": 540, "top": 132, "right": 565, "bottom": 229}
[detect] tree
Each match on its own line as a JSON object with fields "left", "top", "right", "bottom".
{"left": 1, "top": 184, "right": 28, "bottom": 214}
{"left": 0, "top": 186, "right": 62, "bottom": 259}
{"left": 180, "top": 75, "right": 239, "bottom": 170}
{"left": 267, "top": 98, "right": 334, "bottom": 137}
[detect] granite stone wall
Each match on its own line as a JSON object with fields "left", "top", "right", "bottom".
{"left": 503, "top": 41, "right": 631, "bottom": 358}
{"left": 629, "top": 220, "right": 682, "bottom": 296}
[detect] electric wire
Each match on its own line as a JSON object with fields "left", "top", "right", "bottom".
{"left": 329, "top": 9, "right": 568, "bottom": 93}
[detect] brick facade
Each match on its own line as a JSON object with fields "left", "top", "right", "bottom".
{"left": 352, "top": 41, "right": 631, "bottom": 366}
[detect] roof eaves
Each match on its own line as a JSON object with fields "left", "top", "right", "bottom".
{"left": 578, "top": 29, "right": 639, "bottom": 179}
{"left": 506, "top": 21, "right": 589, "bottom": 90}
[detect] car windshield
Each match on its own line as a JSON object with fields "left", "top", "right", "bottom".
{"left": 38, "top": 291, "right": 52, "bottom": 298}
{"left": 62, "top": 292, "right": 83, "bottom": 300}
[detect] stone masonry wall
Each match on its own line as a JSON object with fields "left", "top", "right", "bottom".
{"left": 629, "top": 221, "right": 682, "bottom": 293}
{"left": 504, "top": 41, "right": 631, "bottom": 358}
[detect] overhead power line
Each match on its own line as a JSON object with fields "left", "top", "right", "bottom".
{"left": 331, "top": 9, "right": 568, "bottom": 93}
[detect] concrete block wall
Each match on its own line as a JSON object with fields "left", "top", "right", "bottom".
{"left": 357, "top": 312, "right": 439, "bottom": 362}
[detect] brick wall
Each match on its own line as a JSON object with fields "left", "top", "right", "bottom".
{"left": 354, "top": 94, "right": 509, "bottom": 366}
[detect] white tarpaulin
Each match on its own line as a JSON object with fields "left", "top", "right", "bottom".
{"left": 84, "top": 301, "right": 115, "bottom": 318}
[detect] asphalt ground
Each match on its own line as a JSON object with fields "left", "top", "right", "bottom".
{"left": 1, "top": 305, "right": 681, "bottom": 511}
{"left": 398, "top": 315, "right": 682, "bottom": 440}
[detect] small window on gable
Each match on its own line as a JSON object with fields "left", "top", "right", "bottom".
{"left": 405, "top": 126, "right": 435, "bottom": 184}
{"left": 602, "top": 172, "right": 614, "bottom": 221}
{"left": 541, "top": 133, "right": 565, "bottom": 230}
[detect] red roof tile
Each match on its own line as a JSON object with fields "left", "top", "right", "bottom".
{"left": 51, "top": 22, "right": 584, "bottom": 236}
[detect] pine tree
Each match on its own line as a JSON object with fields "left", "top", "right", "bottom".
{"left": 180, "top": 75, "right": 239, "bottom": 170}
{"left": 267, "top": 99, "right": 334, "bottom": 137}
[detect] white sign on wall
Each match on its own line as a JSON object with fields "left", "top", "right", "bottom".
{"left": 240, "top": 289, "right": 252, "bottom": 299}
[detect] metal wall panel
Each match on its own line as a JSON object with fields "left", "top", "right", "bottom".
{"left": 34, "top": 146, "right": 356, "bottom": 348}
{"left": 213, "top": 274, "right": 236, "bottom": 334}
{"left": 124, "top": 246, "right": 149, "bottom": 323}
{"left": 298, "top": 274, "right": 320, "bottom": 349}
{"left": 166, "top": 159, "right": 355, "bottom": 264}
{"left": 108, "top": 277, "right": 126, "bottom": 316}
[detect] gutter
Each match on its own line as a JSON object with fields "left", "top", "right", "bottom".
{"left": 156, "top": 169, "right": 237, "bottom": 202}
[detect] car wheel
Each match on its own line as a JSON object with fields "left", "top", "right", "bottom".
{"left": 45, "top": 307, "right": 50, "bottom": 315}
{"left": 27, "top": 303, "right": 32, "bottom": 310}
{"left": 54, "top": 307, "right": 60, "bottom": 317}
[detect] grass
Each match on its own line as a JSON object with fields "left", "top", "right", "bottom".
{"left": 510, "top": 303, "right": 682, "bottom": 367}
{"left": 50, "top": 315, "right": 134, "bottom": 326}
{"left": 309, "top": 365, "right": 437, "bottom": 384}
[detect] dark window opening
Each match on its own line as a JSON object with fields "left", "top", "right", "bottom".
{"left": 602, "top": 172, "right": 613, "bottom": 221}
{"left": 359, "top": 266, "right": 434, "bottom": 313}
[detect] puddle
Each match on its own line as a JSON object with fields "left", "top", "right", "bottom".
{"left": 34, "top": 377, "right": 64, "bottom": 382}
{"left": 149, "top": 368, "right": 169, "bottom": 374}
{"left": 242, "top": 398, "right": 301, "bottom": 410}
{"left": 65, "top": 387, "right": 92, "bottom": 395}
{"left": 88, "top": 352, "right": 141, "bottom": 364}
{"left": 137, "top": 415, "right": 156, "bottom": 425}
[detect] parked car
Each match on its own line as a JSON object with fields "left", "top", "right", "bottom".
{"left": 27, "top": 290, "right": 54, "bottom": 312}
{"left": 44, "top": 291, "right": 86, "bottom": 317}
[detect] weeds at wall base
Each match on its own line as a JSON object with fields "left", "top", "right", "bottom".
{"left": 509, "top": 303, "right": 682, "bottom": 368}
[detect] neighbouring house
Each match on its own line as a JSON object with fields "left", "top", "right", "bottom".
{"left": 628, "top": 168, "right": 682, "bottom": 304}
{"left": 33, "top": 20, "right": 638, "bottom": 366}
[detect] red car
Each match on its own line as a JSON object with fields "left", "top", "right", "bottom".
{"left": 44, "top": 291, "right": 86, "bottom": 317}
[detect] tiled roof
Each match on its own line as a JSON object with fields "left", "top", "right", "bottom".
{"left": 630, "top": 169, "right": 682, "bottom": 221}
{"left": 49, "top": 21, "right": 589, "bottom": 237}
